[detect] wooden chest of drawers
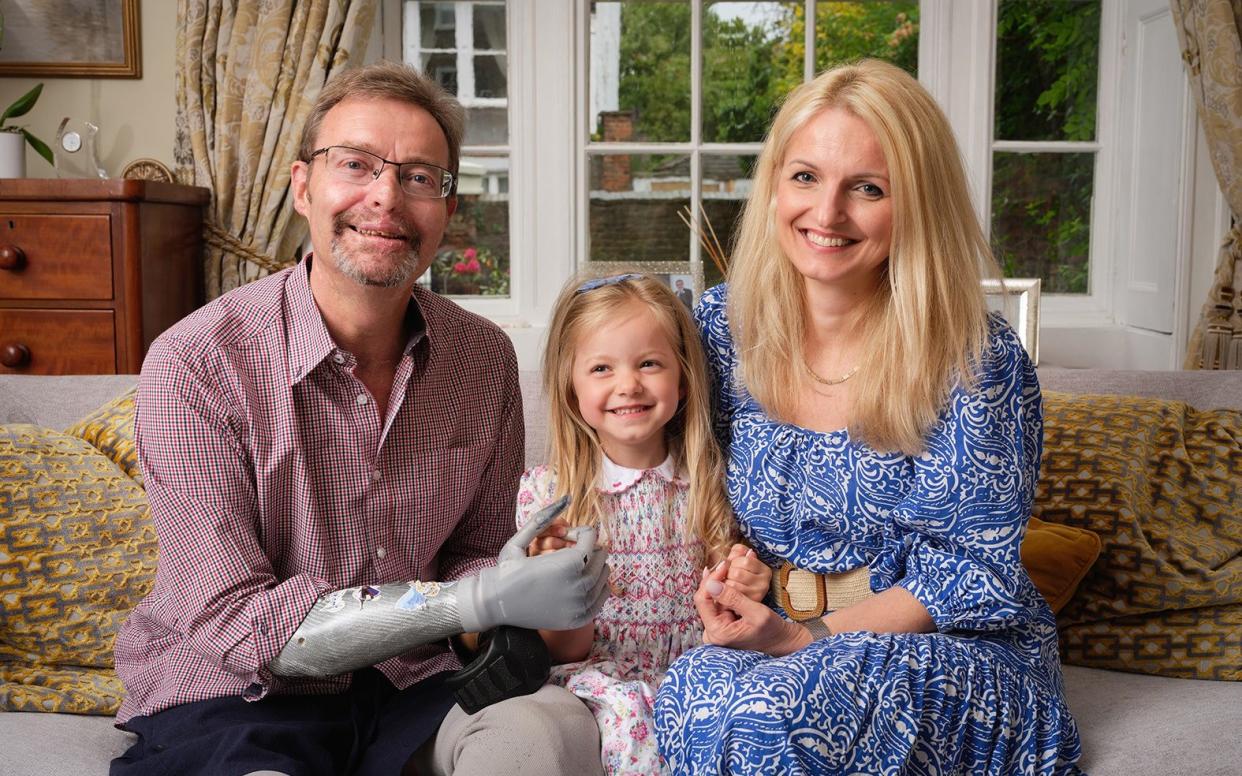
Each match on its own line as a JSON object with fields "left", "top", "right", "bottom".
{"left": 0, "top": 179, "right": 209, "bottom": 375}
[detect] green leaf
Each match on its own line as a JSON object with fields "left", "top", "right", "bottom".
{"left": 1, "top": 83, "right": 43, "bottom": 125}
{"left": 21, "top": 128, "right": 53, "bottom": 166}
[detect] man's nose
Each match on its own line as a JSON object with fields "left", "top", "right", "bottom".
{"left": 367, "top": 163, "right": 405, "bottom": 206}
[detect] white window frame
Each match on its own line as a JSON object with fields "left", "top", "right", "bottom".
{"left": 381, "top": 0, "right": 1221, "bottom": 370}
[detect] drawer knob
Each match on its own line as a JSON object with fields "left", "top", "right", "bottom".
{"left": 0, "top": 244, "right": 25, "bottom": 271}
{"left": 1, "top": 342, "right": 31, "bottom": 368}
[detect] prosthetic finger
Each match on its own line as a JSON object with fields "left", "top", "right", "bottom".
{"left": 500, "top": 495, "right": 569, "bottom": 562}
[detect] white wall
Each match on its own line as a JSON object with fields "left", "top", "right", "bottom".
{"left": 0, "top": 1, "right": 178, "bottom": 179}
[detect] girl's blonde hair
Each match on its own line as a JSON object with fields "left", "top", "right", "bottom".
{"left": 728, "top": 59, "right": 998, "bottom": 454}
{"left": 543, "top": 274, "right": 734, "bottom": 560}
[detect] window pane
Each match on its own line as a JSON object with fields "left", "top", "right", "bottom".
{"left": 589, "top": 154, "right": 691, "bottom": 262}
{"left": 591, "top": 1, "right": 691, "bottom": 143}
{"left": 995, "top": 0, "right": 1100, "bottom": 142}
{"left": 699, "top": 154, "right": 756, "bottom": 289}
{"left": 991, "top": 152, "right": 1093, "bottom": 294}
{"left": 473, "top": 3, "right": 506, "bottom": 50}
{"left": 427, "top": 156, "right": 511, "bottom": 297}
{"left": 420, "top": 52, "right": 458, "bottom": 94}
{"left": 703, "top": 2, "right": 798, "bottom": 143}
{"left": 420, "top": 2, "right": 456, "bottom": 49}
{"left": 464, "top": 106, "right": 508, "bottom": 145}
{"left": 474, "top": 54, "right": 507, "bottom": 99}
{"left": 813, "top": 2, "right": 919, "bottom": 75}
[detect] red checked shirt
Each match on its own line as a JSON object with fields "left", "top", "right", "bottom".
{"left": 114, "top": 258, "right": 523, "bottom": 724}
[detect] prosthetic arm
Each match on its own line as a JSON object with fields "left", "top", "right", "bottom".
{"left": 269, "top": 497, "right": 608, "bottom": 677}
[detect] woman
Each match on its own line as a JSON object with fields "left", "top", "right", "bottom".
{"left": 654, "top": 60, "right": 1083, "bottom": 775}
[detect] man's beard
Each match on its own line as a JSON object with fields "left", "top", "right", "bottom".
{"left": 329, "top": 211, "right": 425, "bottom": 288}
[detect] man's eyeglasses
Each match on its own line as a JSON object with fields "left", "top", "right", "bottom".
{"left": 308, "top": 145, "right": 455, "bottom": 199}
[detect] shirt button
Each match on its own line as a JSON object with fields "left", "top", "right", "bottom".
{"left": 356, "top": 393, "right": 369, "bottom": 406}
{"left": 333, "top": 353, "right": 346, "bottom": 365}
{"left": 376, "top": 546, "right": 387, "bottom": 559}
{"left": 371, "top": 469, "right": 382, "bottom": 482}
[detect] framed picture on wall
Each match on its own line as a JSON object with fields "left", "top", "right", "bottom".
{"left": 0, "top": 0, "right": 141, "bottom": 78}
{"left": 982, "top": 278, "right": 1041, "bottom": 365}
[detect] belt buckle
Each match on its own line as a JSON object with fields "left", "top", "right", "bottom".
{"left": 770, "top": 561, "right": 873, "bottom": 621}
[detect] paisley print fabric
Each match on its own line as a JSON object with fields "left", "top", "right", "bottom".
{"left": 518, "top": 458, "right": 705, "bottom": 776}
{"left": 654, "top": 285, "right": 1083, "bottom": 775}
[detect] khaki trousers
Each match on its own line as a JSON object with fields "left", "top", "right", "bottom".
{"left": 411, "top": 685, "right": 603, "bottom": 776}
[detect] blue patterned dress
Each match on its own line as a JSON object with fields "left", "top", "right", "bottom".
{"left": 654, "top": 285, "right": 1083, "bottom": 775}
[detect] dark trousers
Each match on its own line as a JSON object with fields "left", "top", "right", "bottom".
{"left": 111, "top": 670, "right": 456, "bottom": 776}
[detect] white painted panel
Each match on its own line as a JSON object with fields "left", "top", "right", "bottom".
{"left": 1116, "top": 1, "right": 1187, "bottom": 334}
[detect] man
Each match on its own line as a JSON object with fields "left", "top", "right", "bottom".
{"left": 112, "top": 62, "right": 608, "bottom": 776}
{"left": 674, "top": 278, "right": 694, "bottom": 309}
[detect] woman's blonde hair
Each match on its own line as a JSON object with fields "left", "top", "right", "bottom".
{"left": 728, "top": 58, "right": 998, "bottom": 454}
{"left": 543, "top": 274, "right": 734, "bottom": 560}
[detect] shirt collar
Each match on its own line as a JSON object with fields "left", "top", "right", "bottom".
{"left": 595, "top": 453, "right": 687, "bottom": 494}
{"left": 285, "top": 255, "right": 429, "bottom": 386}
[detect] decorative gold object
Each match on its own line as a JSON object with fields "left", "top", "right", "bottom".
{"left": 121, "top": 158, "right": 174, "bottom": 183}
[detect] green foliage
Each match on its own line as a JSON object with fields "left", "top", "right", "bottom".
{"left": 612, "top": 2, "right": 918, "bottom": 145}
{"left": 995, "top": 0, "right": 1100, "bottom": 142}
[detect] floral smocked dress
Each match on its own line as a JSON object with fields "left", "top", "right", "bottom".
{"left": 516, "top": 455, "right": 705, "bottom": 776}
{"left": 654, "top": 284, "right": 1084, "bottom": 775}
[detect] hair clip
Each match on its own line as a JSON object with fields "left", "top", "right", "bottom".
{"left": 575, "top": 273, "right": 643, "bottom": 294}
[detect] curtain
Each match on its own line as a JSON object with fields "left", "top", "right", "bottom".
{"left": 175, "top": 0, "right": 378, "bottom": 298}
{"left": 1171, "top": 0, "right": 1242, "bottom": 369}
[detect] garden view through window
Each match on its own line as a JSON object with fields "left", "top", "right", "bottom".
{"left": 402, "top": 1, "right": 1103, "bottom": 300}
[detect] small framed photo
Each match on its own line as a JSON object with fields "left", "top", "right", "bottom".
{"left": 0, "top": 0, "right": 142, "bottom": 78}
{"left": 579, "top": 261, "right": 701, "bottom": 308}
{"left": 982, "top": 278, "right": 1041, "bottom": 365}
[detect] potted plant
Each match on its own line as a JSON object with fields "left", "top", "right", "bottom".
{"left": 0, "top": 83, "right": 54, "bottom": 177}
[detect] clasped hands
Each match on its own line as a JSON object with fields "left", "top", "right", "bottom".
{"left": 694, "top": 550, "right": 815, "bottom": 657}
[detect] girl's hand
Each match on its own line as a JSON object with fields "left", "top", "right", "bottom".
{"left": 695, "top": 562, "right": 811, "bottom": 657}
{"left": 526, "top": 517, "right": 573, "bottom": 557}
{"left": 723, "top": 544, "right": 772, "bottom": 602}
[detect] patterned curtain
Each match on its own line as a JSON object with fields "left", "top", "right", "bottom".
{"left": 1171, "top": 0, "right": 1242, "bottom": 369}
{"left": 175, "top": 0, "right": 378, "bottom": 298}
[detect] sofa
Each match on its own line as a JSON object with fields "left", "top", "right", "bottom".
{"left": 2, "top": 367, "right": 1240, "bottom": 775}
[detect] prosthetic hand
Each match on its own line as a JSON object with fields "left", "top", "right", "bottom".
{"left": 270, "top": 497, "right": 610, "bottom": 678}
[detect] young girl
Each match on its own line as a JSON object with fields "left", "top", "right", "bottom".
{"left": 516, "top": 274, "right": 770, "bottom": 775}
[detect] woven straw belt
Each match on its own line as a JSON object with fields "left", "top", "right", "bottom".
{"left": 770, "top": 561, "right": 874, "bottom": 621}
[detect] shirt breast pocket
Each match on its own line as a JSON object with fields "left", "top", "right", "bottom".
{"left": 397, "top": 444, "right": 492, "bottom": 544}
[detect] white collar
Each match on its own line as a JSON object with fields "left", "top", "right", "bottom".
{"left": 596, "top": 453, "right": 687, "bottom": 494}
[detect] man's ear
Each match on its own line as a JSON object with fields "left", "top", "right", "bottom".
{"left": 291, "top": 160, "right": 311, "bottom": 216}
{"left": 446, "top": 194, "right": 458, "bottom": 219}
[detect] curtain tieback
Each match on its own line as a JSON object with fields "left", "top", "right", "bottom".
{"left": 770, "top": 561, "right": 873, "bottom": 621}
{"left": 202, "top": 217, "right": 292, "bottom": 275}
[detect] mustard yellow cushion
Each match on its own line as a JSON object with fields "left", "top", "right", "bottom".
{"left": 1021, "top": 516, "right": 1101, "bottom": 614}
{"left": 64, "top": 387, "right": 141, "bottom": 485}
{"left": 0, "top": 423, "right": 156, "bottom": 714}
{"left": 1035, "top": 391, "right": 1242, "bottom": 681}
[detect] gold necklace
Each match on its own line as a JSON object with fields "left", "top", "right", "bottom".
{"left": 803, "top": 360, "right": 860, "bottom": 386}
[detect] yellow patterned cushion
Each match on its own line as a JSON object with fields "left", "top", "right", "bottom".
{"left": 0, "top": 424, "right": 156, "bottom": 714}
{"left": 64, "top": 387, "right": 141, "bottom": 485}
{"left": 1035, "top": 391, "right": 1242, "bottom": 681}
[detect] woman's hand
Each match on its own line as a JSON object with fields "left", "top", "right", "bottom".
{"left": 696, "top": 562, "right": 812, "bottom": 657}
{"left": 526, "top": 517, "right": 573, "bottom": 557}
{"left": 722, "top": 544, "right": 772, "bottom": 602}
